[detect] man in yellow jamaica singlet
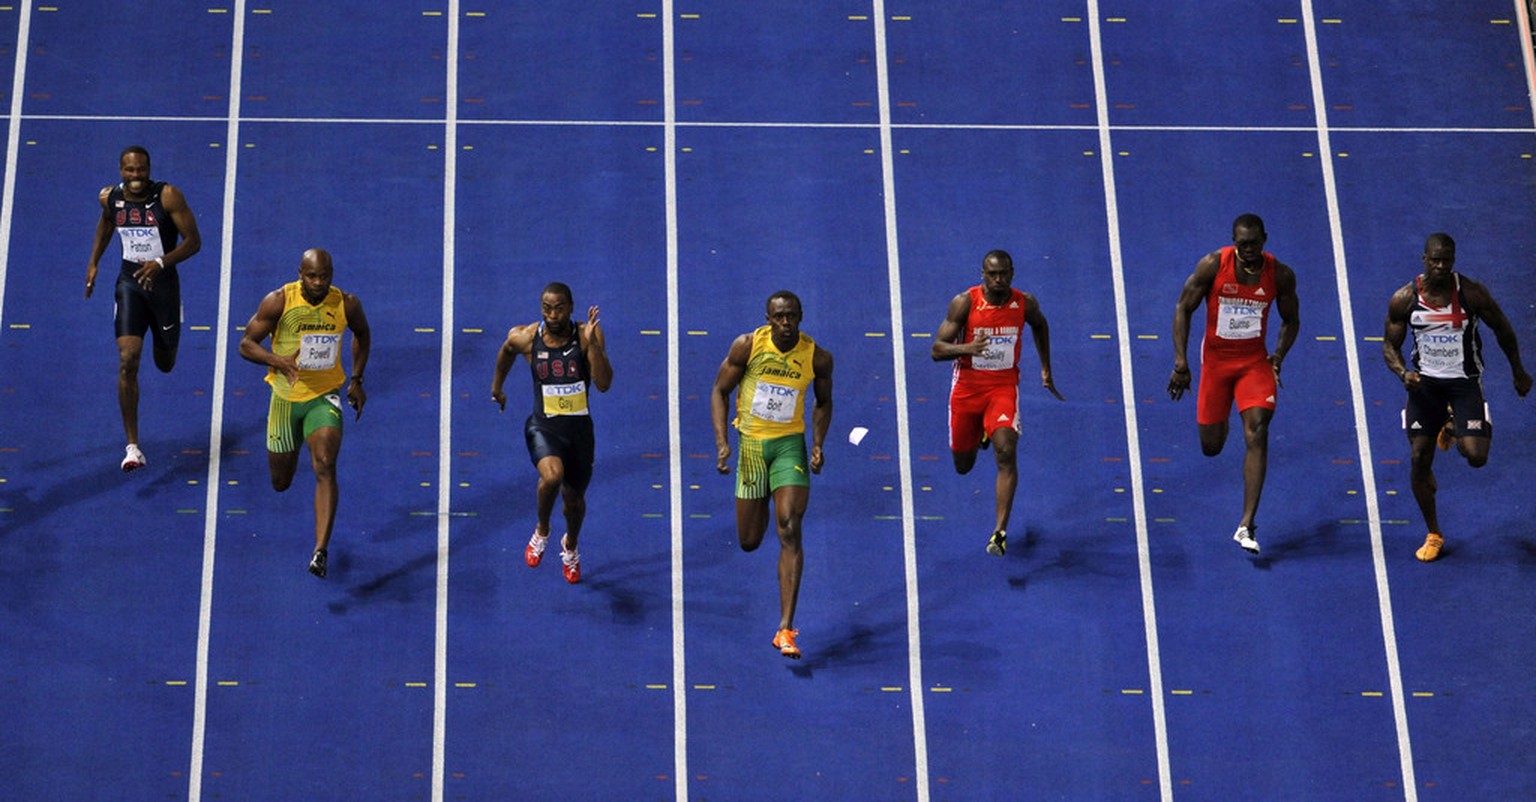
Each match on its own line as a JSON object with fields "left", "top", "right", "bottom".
{"left": 238, "top": 249, "right": 371, "bottom": 579}
{"left": 711, "top": 290, "right": 834, "bottom": 660}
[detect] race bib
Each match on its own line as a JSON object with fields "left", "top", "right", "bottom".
{"left": 1414, "top": 334, "right": 1465, "bottom": 376}
{"left": 117, "top": 226, "right": 165, "bottom": 263}
{"left": 749, "top": 381, "right": 799, "bottom": 423}
{"left": 542, "top": 382, "right": 590, "bottom": 416}
{"left": 297, "top": 332, "right": 342, "bottom": 371}
{"left": 972, "top": 333, "right": 1017, "bottom": 371}
{"left": 1216, "top": 301, "right": 1265, "bottom": 340}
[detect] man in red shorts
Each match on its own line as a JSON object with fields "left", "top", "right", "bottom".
{"left": 1169, "top": 214, "right": 1300, "bottom": 555}
{"left": 933, "top": 250, "right": 1063, "bottom": 557}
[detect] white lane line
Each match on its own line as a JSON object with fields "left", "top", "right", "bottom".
{"left": 1298, "top": 3, "right": 1416, "bottom": 799}
{"left": 870, "top": 2, "right": 929, "bottom": 799}
{"left": 1085, "top": 2, "right": 1173, "bottom": 800}
{"left": 0, "top": 0, "right": 31, "bottom": 331}
{"left": 662, "top": 1, "right": 689, "bottom": 799}
{"left": 1518, "top": 0, "right": 1536, "bottom": 131}
{"left": 189, "top": 2, "right": 247, "bottom": 801}
{"left": 431, "top": 3, "right": 461, "bottom": 802}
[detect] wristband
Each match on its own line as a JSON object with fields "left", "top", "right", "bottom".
{"left": 153, "top": 257, "right": 165, "bottom": 269}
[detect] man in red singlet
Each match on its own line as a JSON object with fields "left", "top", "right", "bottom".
{"left": 1169, "top": 214, "right": 1300, "bottom": 555}
{"left": 933, "top": 250, "right": 1063, "bottom": 557}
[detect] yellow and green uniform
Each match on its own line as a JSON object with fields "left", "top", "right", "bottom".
{"left": 266, "top": 282, "right": 348, "bottom": 453}
{"left": 734, "top": 326, "right": 816, "bottom": 498}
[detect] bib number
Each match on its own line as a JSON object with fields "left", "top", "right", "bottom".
{"left": 1217, "top": 301, "right": 1265, "bottom": 340}
{"left": 298, "top": 333, "right": 341, "bottom": 371}
{"left": 117, "top": 226, "right": 165, "bottom": 263}
{"left": 543, "top": 382, "right": 589, "bottom": 416}
{"left": 972, "top": 333, "right": 1017, "bottom": 371}
{"left": 749, "top": 381, "right": 798, "bottom": 423}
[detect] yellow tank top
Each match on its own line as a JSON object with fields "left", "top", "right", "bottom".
{"left": 266, "top": 281, "right": 348, "bottom": 402}
{"left": 735, "top": 326, "right": 816, "bottom": 439}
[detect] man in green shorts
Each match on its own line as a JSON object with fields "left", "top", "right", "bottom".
{"left": 238, "top": 249, "right": 371, "bottom": 578}
{"left": 711, "top": 290, "right": 834, "bottom": 659}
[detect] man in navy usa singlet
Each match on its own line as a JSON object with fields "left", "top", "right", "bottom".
{"left": 85, "top": 146, "right": 202, "bottom": 473}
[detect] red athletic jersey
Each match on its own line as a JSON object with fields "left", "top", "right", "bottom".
{"left": 1202, "top": 246, "right": 1276, "bottom": 359}
{"left": 953, "top": 286, "right": 1029, "bottom": 388}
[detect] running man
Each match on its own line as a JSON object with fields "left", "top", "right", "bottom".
{"left": 712, "top": 291, "right": 833, "bottom": 660}
{"left": 1168, "top": 213, "right": 1300, "bottom": 555}
{"left": 492, "top": 283, "right": 612, "bottom": 585}
{"left": 85, "top": 146, "right": 202, "bottom": 472}
{"left": 238, "top": 249, "right": 371, "bottom": 578}
{"left": 932, "top": 250, "right": 1063, "bottom": 558}
{"left": 1383, "top": 232, "right": 1531, "bottom": 561}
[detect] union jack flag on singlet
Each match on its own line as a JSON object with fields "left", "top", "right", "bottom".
{"left": 1409, "top": 273, "right": 1483, "bottom": 380}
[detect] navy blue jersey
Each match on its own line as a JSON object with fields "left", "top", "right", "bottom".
{"left": 109, "top": 181, "right": 181, "bottom": 275}
{"left": 529, "top": 322, "right": 593, "bottom": 422}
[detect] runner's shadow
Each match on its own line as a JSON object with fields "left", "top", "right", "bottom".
{"left": 1007, "top": 527, "right": 1134, "bottom": 590}
{"left": 1245, "top": 520, "right": 1352, "bottom": 569}
{"left": 788, "top": 622, "right": 903, "bottom": 678}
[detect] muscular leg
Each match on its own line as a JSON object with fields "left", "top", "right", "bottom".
{"left": 533, "top": 455, "right": 566, "bottom": 538}
{"left": 770, "top": 484, "right": 809, "bottom": 631}
{"left": 989, "top": 427, "right": 1019, "bottom": 534}
{"left": 1198, "top": 420, "right": 1229, "bottom": 457}
{"left": 268, "top": 449, "right": 301, "bottom": 492}
{"left": 1457, "top": 435, "right": 1489, "bottom": 468}
{"left": 116, "top": 336, "right": 145, "bottom": 445}
{"left": 1237, "top": 406, "right": 1273, "bottom": 529}
{"left": 952, "top": 448, "right": 979, "bottom": 475}
{"left": 307, "top": 426, "right": 342, "bottom": 552}
{"left": 1408, "top": 437, "right": 1441, "bottom": 534}
{"left": 560, "top": 483, "right": 587, "bottom": 550}
{"left": 735, "top": 496, "right": 771, "bottom": 552}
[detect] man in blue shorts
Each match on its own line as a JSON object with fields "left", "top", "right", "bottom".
{"left": 85, "top": 146, "right": 202, "bottom": 472}
{"left": 1383, "top": 232, "right": 1530, "bottom": 561}
{"left": 492, "top": 282, "right": 612, "bottom": 584}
